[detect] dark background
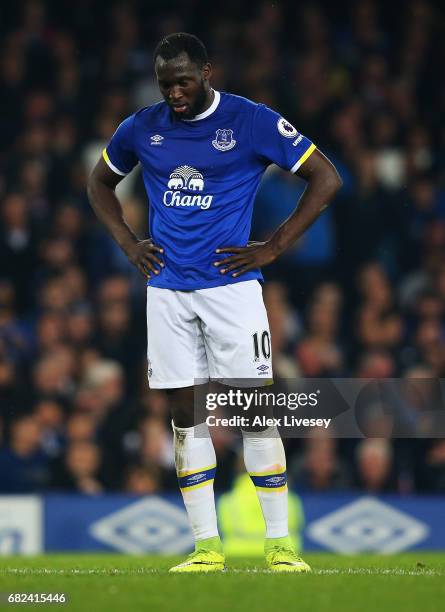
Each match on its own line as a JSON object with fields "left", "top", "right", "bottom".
{"left": 1, "top": 0, "right": 445, "bottom": 497}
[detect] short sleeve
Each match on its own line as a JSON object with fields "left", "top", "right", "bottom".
{"left": 252, "top": 104, "right": 316, "bottom": 173}
{"left": 102, "top": 115, "right": 138, "bottom": 176}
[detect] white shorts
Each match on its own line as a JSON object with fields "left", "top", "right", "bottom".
{"left": 146, "top": 280, "right": 273, "bottom": 388}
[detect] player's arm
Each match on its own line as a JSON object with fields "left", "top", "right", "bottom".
{"left": 215, "top": 148, "right": 342, "bottom": 277}
{"left": 87, "top": 157, "right": 164, "bottom": 278}
{"left": 265, "top": 149, "right": 341, "bottom": 259}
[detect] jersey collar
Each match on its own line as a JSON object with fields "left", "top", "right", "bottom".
{"left": 183, "top": 90, "right": 220, "bottom": 122}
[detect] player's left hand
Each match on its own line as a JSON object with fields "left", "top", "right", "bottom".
{"left": 214, "top": 241, "right": 277, "bottom": 277}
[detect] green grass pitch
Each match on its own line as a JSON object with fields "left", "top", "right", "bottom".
{"left": 0, "top": 553, "right": 443, "bottom": 612}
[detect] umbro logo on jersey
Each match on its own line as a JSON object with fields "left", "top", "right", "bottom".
{"left": 150, "top": 134, "right": 164, "bottom": 145}
{"left": 212, "top": 128, "right": 236, "bottom": 151}
{"left": 163, "top": 165, "right": 213, "bottom": 210}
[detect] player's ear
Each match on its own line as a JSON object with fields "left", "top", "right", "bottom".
{"left": 202, "top": 62, "right": 212, "bottom": 81}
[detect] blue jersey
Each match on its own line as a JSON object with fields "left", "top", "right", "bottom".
{"left": 103, "top": 90, "right": 316, "bottom": 290}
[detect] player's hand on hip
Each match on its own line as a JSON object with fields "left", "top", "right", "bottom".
{"left": 125, "top": 239, "right": 164, "bottom": 279}
{"left": 214, "top": 241, "right": 276, "bottom": 277}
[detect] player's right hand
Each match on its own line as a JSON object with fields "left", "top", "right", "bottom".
{"left": 125, "top": 239, "right": 164, "bottom": 278}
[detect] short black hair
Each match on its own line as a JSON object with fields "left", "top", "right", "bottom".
{"left": 153, "top": 33, "right": 208, "bottom": 67}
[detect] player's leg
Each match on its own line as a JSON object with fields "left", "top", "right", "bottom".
{"left": 242, "top": 425, "right": 310, "bottom": 572}
{"left": 195, "top": 280, "right": 310, "bottom": 571}
{"left": 146, "top": 287, "right": 224, "bottom": 572}
{"left": 168, "top": 386, "right": 224, "bottom": 572}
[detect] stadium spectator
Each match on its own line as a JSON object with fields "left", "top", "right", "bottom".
{"left": 52, "top": 440, "right": 104, "bottom": 494}
{"left": 33, "top": 398, "right": 65, "bottom": 458}
{"left": 417, "top": 439, "right": 445, "bottom": 493}
{"left": 65, "top": 412, "right": 97, "bottom": 443}
{"left": 263, "top": 281, "right": 301, "bottom": 378}
{"left": 0, "top": 415, "right": 51, "bottom": 492}
{"left": 124, "top": 463, "right": 161, "bottom": 495}
{"left": 290, "top": 432, "right": 351, "bottom": 492}
{"left": 296, "top": 283, "right": 344, "bottom": 376}
{"left": 356, "top": 263, "right": 404, "bottom": 351}
{"left": 355, "top": 438, "right": 395, "bottom": 493}
{"left": 138, "top": 416, "right": 176, "bottom": 489}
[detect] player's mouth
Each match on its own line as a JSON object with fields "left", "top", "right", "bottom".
{"left": 171, "top": 103, "right": 189, "bottom": 114}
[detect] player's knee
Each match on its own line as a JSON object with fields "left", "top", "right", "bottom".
{"left": 167, "top": 387, "right": 195, "bottom": 428}
{"left": 171, "top": 406, "right": 195, "bottom": 428}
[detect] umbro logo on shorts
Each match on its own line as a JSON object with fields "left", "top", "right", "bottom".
{"left": 257, "top": 364, "right": 269, "bottom": 374}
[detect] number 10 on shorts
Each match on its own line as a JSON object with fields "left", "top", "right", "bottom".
{"left": 252, "top": 330, "right": 271, "bottom": 362}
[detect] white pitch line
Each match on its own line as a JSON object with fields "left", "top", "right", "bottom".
{"left": 1, "top": 567, "right": 444, "bottom": 577}
{"left": 314, "top": 568, "right": 443, "bottom": 576}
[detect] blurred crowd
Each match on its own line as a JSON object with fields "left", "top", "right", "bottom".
{"left": 1, "top": 0, "right": 445, "bottom": 496}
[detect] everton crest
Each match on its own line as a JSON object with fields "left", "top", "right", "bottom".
{"left": 212, "top": 128, "right": 236, "bottom": 151}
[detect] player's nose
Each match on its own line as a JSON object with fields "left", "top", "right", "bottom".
{"left": 169, "top": 85, "right": 184, "bottom": 101}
